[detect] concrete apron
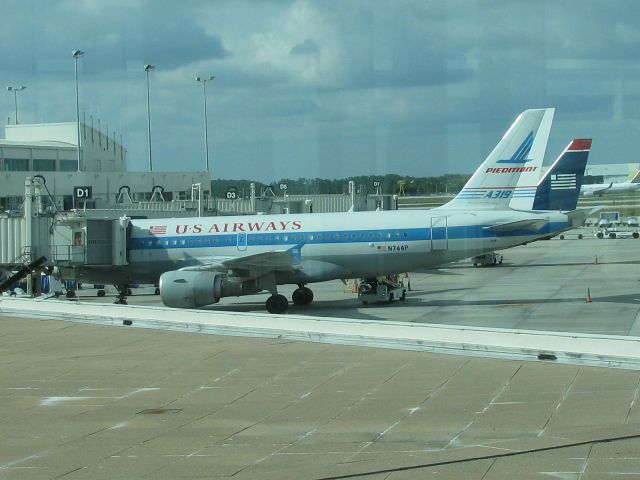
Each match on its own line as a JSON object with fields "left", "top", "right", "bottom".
{"left": 2, "top": 296, "right": 640, "bottom": 370}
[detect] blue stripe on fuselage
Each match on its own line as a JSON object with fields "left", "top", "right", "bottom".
{"left": 130, "top": 222, "right": 569, "bottom": 251}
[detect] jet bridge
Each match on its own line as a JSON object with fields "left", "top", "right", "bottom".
{"left": 53, "top": 215, "right": 130, "bottom": 268}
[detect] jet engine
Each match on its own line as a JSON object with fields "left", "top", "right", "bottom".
{"left": 159, "top": 270, "right": 259, "bottom": 308}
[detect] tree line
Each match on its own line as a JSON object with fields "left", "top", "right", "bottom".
{"left": 210, "top": 174, "right": 471, "bottom": 198}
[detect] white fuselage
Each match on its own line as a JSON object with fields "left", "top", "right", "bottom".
{"left": 581, "top": 182, "right": 640, "bottom": 196}
{"left": 69, "top": 208, "right": 571, "bottom": 285}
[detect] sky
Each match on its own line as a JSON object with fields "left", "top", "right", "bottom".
{"left": 1, "top": 0, "right": 640, "bottom": 182}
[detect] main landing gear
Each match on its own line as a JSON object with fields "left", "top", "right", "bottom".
{"left": 266, "top": 294, "right": 288, "bottom": 314}
{"left": 264, "top": 285, "right": 314, "bottom": 314}
{"left": 292, "top": 285, "right": 313, "bottom": 306}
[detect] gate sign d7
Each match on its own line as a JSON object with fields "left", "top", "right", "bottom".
{"left": 74, "top": 186, "right": 92, "bottom": 200}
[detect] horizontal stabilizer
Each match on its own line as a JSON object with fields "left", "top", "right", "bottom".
{"left": 483, "top": 218, "right": 549, "bottom": 233}
{"left": 566, "top": 207, "right": 602, "bottom": 227}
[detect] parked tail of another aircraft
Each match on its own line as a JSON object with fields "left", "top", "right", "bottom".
{"left": 529, "top": 138, "right": 591, "bottom": 211}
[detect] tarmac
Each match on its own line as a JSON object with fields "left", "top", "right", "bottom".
{"left": 2, "top": 229, "right": 640, "bottom": 478}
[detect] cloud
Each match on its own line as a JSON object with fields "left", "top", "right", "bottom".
{"left": 0, "top": 0, "right": 229, "bottom": 77}
{"left": 290, "top": 39, "right": 319, "bottom": 56}
{"left": 2, "top": 0, "right": 640, "bottom": 181}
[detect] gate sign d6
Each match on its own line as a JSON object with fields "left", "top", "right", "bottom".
{"left": 74, "top": 186, "right": 92, "bottom": 200}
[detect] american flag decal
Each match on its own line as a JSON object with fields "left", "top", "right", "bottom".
{"left": 550, "top": 173, "right": 576, "bottom": 190}
{"left": 149, "top": 225, "right": 167, "bottom": 235}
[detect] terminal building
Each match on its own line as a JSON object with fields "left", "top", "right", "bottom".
{"left": 0, "top": 122, "right": 210, "bottom": 213}
{"left": 584, "top": 163, "right": 640, "bottom": 183}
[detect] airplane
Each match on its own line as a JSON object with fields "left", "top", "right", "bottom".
{"left": 58, "top": 108, "right": 591, "bottom": 314}
{"left": 581, "top": 170, "right": 640, "bottom": 196}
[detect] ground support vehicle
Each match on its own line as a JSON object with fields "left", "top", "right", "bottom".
{"left": 595, "top": 228, "right": 639, "bottom": 239}
{"left": 472, "top": 252, "right": 503, "bottom": 267}
{"left": 358, "top": 275, "right": 407, "bottom": 304}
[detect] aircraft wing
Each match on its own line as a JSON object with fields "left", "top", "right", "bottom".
{"left": 483, "top": 219, "right": 549, "bottom": 233}
{"left": 180, "top": 245, "right": 302, "bottom": 277}
{"left": 583, "top": 183, "right": 612, "bottom": 196}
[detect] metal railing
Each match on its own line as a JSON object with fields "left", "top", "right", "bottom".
{"left": 52, "top": 244, "right": 86, "bottom": 266}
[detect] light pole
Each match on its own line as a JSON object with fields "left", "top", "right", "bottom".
{"left": 72, "top": 50, "right": 84, "bottom": 172}
{"left": 195, "top": 75, "right": 214, "bottom": 174}
{"left": 144, "top": 64, "right": 155, "bottom": 172}
{"left": 6, "top": 86, "right": 26, "bottom": 124}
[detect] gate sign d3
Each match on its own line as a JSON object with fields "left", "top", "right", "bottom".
{"left": 74, "top": 186, "right": 93, "bottom": 200}
{"left": 226, "top": 187, "right": 238, "bottom": 200}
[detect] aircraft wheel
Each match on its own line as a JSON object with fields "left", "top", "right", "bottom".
{"left": 97, "top": 289, "right": 106, "bottom": 297}
{"left": 634, "top": 232, "right": 639, "bottom": 239}
{"left": 266, "top": 294, "right": 288, "bottom": 314}
{"left": 292, "top": 286, "right": 314, "bottom": 306}
{"left": 400, "top": 290, "right": 406, "bottom": 301}
{"left": 578, "top": 234, "right": 583, "bottom": 239}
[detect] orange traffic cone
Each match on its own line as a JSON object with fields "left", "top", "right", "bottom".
{"left": 586, "top": 288, "right": 593, "bottom": 303}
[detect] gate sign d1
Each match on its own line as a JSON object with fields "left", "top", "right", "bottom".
{"left": 73, "top": 186, "right": 93, "bottom": 200}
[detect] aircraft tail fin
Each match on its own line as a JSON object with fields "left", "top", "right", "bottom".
{"left": 630, "top": 169, "right": 640, "bottom": 183}
{"left": 531, "top": 139, "right": 591, "bottom": 211}
{"left": 446, "top": 108, "right": 554, "bottom": 210}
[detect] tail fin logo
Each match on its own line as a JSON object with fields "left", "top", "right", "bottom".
{"left": 496, "top": 131, "right": 534, "bottom": 164}
{"left": 551, "top": 173, "right": 577, "bottom": 190}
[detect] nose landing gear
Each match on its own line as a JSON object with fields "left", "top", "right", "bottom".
{"left": 114, "top": 284, "right": 129, "bottom": 305}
